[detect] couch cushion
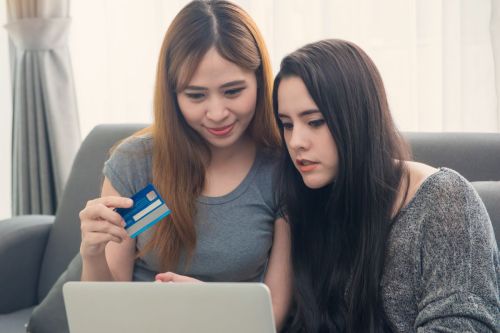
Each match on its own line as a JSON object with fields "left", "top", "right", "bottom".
{"left": 28, "top": 254, "right": 82, "bottom": 333}
{"left": 0, "top": 307, "right": 34, "bottom": 333}
{"left": 0, "top": 215, "right": 53, "bottom": 313}
{"left": 471, "top": 181, "right": 500, "bottom": 246}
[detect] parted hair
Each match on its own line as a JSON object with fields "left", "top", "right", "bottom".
{"left": 136, "top": 0, "right": 280, "bottom": 270}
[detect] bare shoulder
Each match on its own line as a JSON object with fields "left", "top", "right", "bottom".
{"left": 406, "top": 161, "right": 439, "bottom": 187}
{"left": 402, "top": 161, "right": 440, "bottom": 206}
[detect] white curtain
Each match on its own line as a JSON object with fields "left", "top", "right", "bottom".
{"left": 492, "top": 0, "right": 500, "bottom": 129}
{"left": 0, "top": 2, "right": 12, "bottom": 219}
{"left": 0, "top": 0, "right": 498, "bottom": 219}
{"left": 5, "top": 0, "right": 81, "bottom": 215}
{"left": 70, "top": 0, "right": 499, "bottom": 137}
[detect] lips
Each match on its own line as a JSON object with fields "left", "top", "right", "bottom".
{"left": 296, "top": 159, "right": 319, "bottom": 172}
{"left": 206, "top": 123, "right": 235, "bottom": 137}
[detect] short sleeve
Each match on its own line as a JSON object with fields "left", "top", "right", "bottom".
{"left": 415, "top": 172, "right": 500, "bottom": 332}
{"left": 102, "top": 135, "right": 153, "bottom": 197}
{"left": 253, "top": 149, "right": 283, "bottom": 220}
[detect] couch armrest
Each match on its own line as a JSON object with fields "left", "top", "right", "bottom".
{"left": 0, "top": 215, "right": 54, "bottom": 313}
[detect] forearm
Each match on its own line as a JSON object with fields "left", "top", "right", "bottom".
{"left": 265, "top": 218, "right": 293, "bottom": 331}
{"left": 272, "top": 298, "right": 290, "bottom": 332}
{"left": 81, "top": 253, "right": 115, "bottom": 281}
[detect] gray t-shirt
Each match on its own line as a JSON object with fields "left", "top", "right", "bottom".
{"left": 382, "top": 168, "right": 500, "bottom": 332}
{"left": 103, "top": 135, "right": 280, "bottom": 282}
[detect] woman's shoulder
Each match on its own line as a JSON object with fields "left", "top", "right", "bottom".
{"left": 103, "top": 133, "right": 153, "bottom": 197}
{"left": 390, "top": 164, "right": 499, "bottom": 331}
{"left": 250, "top": 147, "right": 282, "bottom": 211}
{"left": 405, "top": 162, "right": 475, "bottom": 208}
{"left": 398, "top": 164, "right": 492, "bottom": 242}
{"left": 113, "top": 133, "right": 153, "bottom": 156}
{"left": 252, "top": 147, "right": 279, "bottom": 175}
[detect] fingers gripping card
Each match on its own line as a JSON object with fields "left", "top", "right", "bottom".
{"left": 115, "top": 184, "right": 171, "bottom": 238}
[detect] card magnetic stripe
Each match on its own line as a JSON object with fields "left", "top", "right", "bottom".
{"left": 127, "top": 204, "right": 171, "bottom": 238}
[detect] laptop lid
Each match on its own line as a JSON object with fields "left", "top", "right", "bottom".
{"left": 63, "top": 282, "right": 276, "bottom": 333}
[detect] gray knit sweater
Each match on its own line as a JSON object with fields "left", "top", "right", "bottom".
{"left": 381, "top": 168, "right": 499, "bottom": 332}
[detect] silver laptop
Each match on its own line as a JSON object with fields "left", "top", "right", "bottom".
{"left": 63, "top": 282, "right": 276, "bottom": 333}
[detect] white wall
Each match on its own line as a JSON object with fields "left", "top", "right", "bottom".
{"left": 1, "top": 0, "right": 497, "bottom": 220}
{"left": 0, "top": 1, "right": 12, "bottom": 220}
{"left": 71, "top": 0, "right": 498, "bottom": 137}
{"left": 69, "top": 0, "right": 180, "bottom": 138}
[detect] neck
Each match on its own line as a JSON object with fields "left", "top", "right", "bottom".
{"left": 202, "top": 134, "right": 257, "bottom": 197}
{"left": 209, "top": 134, "right": 256, "bottom": 166}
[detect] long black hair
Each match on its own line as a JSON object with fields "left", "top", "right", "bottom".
{"left": 272, "top": 39, "right": 410, "bottom": 332}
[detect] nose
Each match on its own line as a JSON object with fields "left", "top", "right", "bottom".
{"left": 205, "top": 96, "right": 229, "bottom": 123}
{"left": 287, "top": 125, "right": 309, "bottom": 152}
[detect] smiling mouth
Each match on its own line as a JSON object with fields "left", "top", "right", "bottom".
{"left": 206, "top": 123, "right": 235, "bottom": 136}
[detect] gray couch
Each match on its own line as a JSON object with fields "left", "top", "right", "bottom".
{"left": 0, "top": 124, "right": 499, "bottom": 332}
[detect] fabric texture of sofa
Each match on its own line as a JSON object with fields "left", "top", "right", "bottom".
{"left": 0, "top": 124, "right": 498, "bottom": 333}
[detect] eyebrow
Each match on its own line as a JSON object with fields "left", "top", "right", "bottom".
{"left": 184, "top": 80, "right": 247, "bottom": 91}
{"left": 278, "top": 109, "right": 321, "bottom": 118}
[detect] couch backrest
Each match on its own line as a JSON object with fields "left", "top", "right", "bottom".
{"left": 405, "top": 132, "right": 500, "bottom": 182}
{"left": 37, "top": 124, "right": 147, "bottom": 301}
{"left": 37, "top": 127, "right": 500, "bottom": 301}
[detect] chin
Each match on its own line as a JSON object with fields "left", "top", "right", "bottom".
{"left": 302, "top": 172, "right": 335, "bottom": 190}
{"left": 206, "top": 134, "right": 240, "bottom": 149}
{"left": 301, "top": 174, "right": 333, "bottom": 189}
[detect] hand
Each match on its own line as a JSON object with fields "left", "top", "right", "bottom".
{"left": 155, "top": 272, "right": 203, "bottom": 283}
{"left": 79, "top": 196, "right": 133, "bottom": 258}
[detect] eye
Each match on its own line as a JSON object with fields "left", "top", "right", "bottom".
{"left": 185, "top": 92, "right": 205, "bottom": 101}
{"left": 308, "top": 119, "right": 325, "bottom": 128}
{"left": 224, "top": 87, "right": 245, "bottom": 98}
{"left": 280, "top": 122, "right": 293, "bottom": 131}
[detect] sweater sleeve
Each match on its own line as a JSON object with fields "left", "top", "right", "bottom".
{"left": 414, "top": 172, "right": 500, "bottom": 332}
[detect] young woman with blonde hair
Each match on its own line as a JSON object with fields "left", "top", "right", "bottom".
{"left": 78, "top": 0, "right": 291, "bottom": 328}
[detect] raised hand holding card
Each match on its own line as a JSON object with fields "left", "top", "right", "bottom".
{"left": 115, "top": 184, "right": 171, "bottom": 238}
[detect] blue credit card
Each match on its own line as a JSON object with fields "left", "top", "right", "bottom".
{"left": 115, "top": 184, "right": 171, "bottom": 238}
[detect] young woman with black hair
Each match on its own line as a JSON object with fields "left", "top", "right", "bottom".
{"left": 273, "top": 39, "right": 499, "bottom": 332}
